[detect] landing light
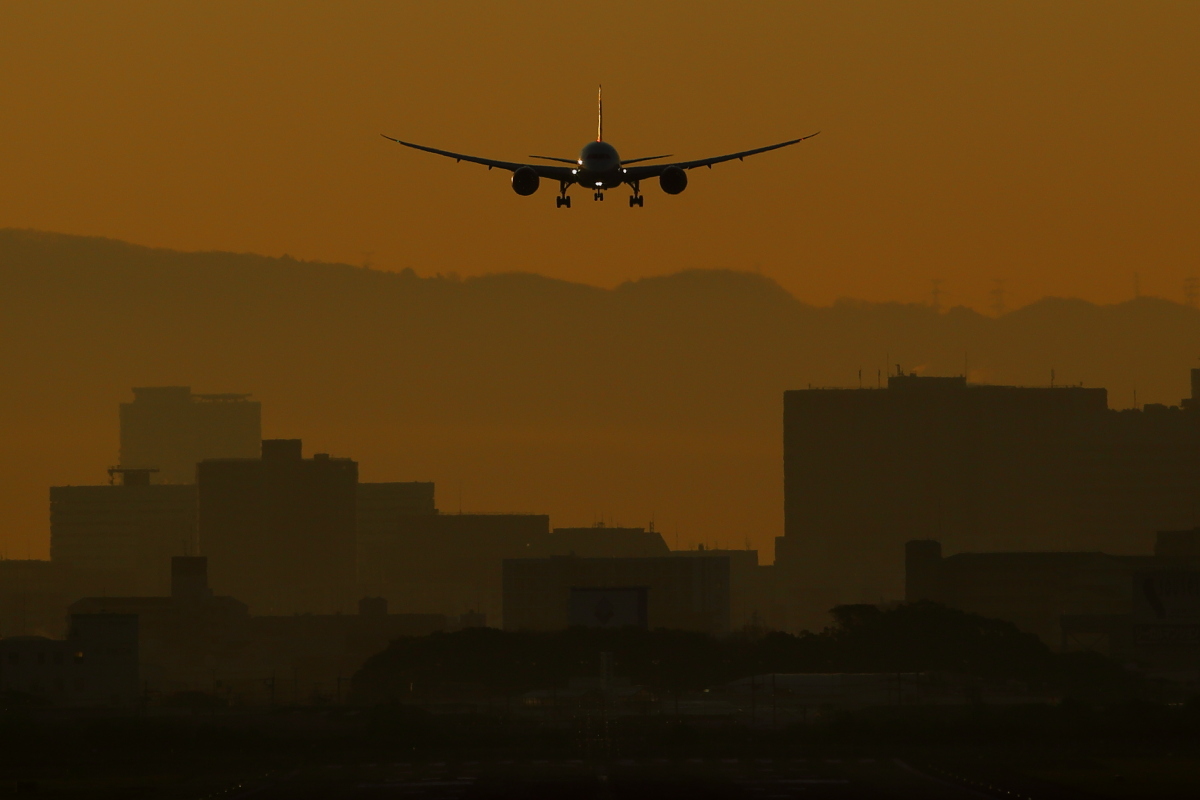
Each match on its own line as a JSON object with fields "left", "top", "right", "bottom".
{"left": 595, "top": 182, "right": 602, "bottom": 187}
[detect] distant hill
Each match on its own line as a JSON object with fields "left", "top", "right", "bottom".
{"left": 3, "top": 228, "right": 1198, "bottom": 561}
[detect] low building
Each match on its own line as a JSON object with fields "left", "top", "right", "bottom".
{"left": 905, "top": 530, "right": 1200, "bottom": 669}
{"left": 543, "top": 525, "right": 670, "bottom": 558}
{"left": 0, "top": 613, "right": 139, "bottom": 706}
{"left": 503, "top": 555, "right": 731, "bottom": 634}
{"left": 369, "top": 512, "right": 551, "bottom": 623}
{"left": 69, "top": 557, "right": 445, "bottom": 703}
{"left": 668, "top": 546, "right": 779, "bottom": 630}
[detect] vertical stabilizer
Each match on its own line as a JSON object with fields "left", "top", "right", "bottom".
{"left": 597, "top": 85, "right": 603, "bottom": 141}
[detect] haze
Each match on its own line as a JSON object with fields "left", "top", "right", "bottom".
{"left": 1, "top": 1, "right": 1198, "bottom": 311}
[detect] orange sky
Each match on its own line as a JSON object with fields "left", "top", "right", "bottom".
{"left": 1, "top": 1, "right": 1198, "bottom": 310}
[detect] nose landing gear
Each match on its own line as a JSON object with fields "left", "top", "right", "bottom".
{"left": 593, "top": 190, "right": 604, "bottom": 201}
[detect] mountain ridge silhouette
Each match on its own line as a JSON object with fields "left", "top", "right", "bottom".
{"left": 3, "top": 228, "right": 1198, "bottom": 561}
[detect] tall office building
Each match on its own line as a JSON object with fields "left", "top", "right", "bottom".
{"left": 198, "top": 439, "right": 358, "bottom": 615}
{"left": 356, "top": 482, "right": 436, "bottom": 595}
{"left": 50, "top": 468, "right": 197, "bottom": 595}
{"left": 779, "top": 371, "right": 1200, "bottom": 630}
{"left": 120, "top": 386, "right": 261, "bottom": 483}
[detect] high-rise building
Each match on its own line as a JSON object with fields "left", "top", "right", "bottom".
{"left": 356, "top": 482, "right": 436, "bottom": 595}
{"left": 779, "top": 371, "right": 1200, "bottom": 630}
{"left": 50, "top": 468, "right": 197, "bottom": 595}
{"left": 197, "top": 439, "right": 358, "bottom": 614}
{"left": 120, "top": 386, "right": 261, "bottom": 483}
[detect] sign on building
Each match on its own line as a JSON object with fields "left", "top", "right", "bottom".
{"left": 569, "top": 587, "right": 648, "bottom": 629}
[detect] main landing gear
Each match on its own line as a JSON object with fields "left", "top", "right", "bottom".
{"left": 556, "top": 180, "right": 571, "bottom": 208}
{"left": 628, "top": 180, "right": 644, "bottom": 207}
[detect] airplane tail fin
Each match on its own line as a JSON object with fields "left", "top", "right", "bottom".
{"left": 597, "top": 85, "right": 603, "bottom": 141}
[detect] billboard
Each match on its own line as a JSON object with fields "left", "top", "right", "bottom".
{"left": 569, "top": 587, "right": 648, "bottom": 629}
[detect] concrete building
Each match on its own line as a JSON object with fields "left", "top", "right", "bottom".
{"left": 503, "top": 555, "right": 732, "bottom": 634}
{"left": 198, "top": 439, "right": 358, "bottom": 614}
{"left": 780, "top": 370, "right": 1200, "bottom": 630}
{"left": 70, "top": 557, "right": 444, "bottom": 703}
{"left": 669, "top": 546, "right": 779, "bottom": 630}
{"left": 120, "top": 386, "right": 261, "bottom": 484}
{"left": 0, "top": 613, "right": 139, "bottom": 706}
{"left": 905, "top": 530, "right": 1200, "bottom": 671}
{"left": 50, "top": 468, "right": 196, "bottom": 596}
{"left": 545, "top": 525, "right": 670, "bottom": 558}
{"left": 356, "top": 481, "right": 436, "bottom": 595}
{"left": 370, "top": 512, "right": 550, "bottom": 623}
{"left": 0, "top": 560, "right": 74, "bottom": 638}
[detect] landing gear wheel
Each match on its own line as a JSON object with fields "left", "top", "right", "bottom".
{"left": 594, "top": 191, "right": 604, "bottom": 201}
{"left": 556, "top": 196, "right": 571, "bottom": 209}
{"left": 629, "top": 195, "right": 644, "bottom": 207}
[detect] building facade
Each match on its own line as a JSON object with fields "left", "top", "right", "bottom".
{"left": 50, "top": 469, "right": 196, "bottom": 596}
{"left": 120, "top": 386, "right": 261, "bottom": 483}
{"left": 198, "top": 439, "right": 358, "bottom": 614}
{"left": 503, "top": 555, "right": 732, "bottom": 634}
{"left": 780, "top": 371, "right": 1200, "bottom": 630}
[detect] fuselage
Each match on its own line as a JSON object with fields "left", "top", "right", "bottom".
{"left": 575, "top": 140, "right": 624, "bottom": 189}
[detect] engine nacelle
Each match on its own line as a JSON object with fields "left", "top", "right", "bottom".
{"left": 659, "top": 166, "right": 688, "bottom": 195}
{"left": 511, "top": 166, "right": 540, "bottom": 196}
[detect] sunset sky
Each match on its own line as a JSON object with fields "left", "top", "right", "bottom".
{"left": 1, "top": 1, "right": 1197, "bottom": 311}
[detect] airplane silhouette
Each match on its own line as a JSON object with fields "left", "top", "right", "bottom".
{"left": 382, "top": 87, "right": 818, "bottom": 208}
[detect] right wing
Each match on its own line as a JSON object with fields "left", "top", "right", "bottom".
{"left": 624, "top": 132, "right": 819, "bottom": 180}
{"left": 382, "top": 136, "right": 575, "bottom": 180}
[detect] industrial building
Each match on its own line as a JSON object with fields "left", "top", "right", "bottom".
{"left": 198, "top": 439, "right": 358, "bottom": 614}
{"left": 503, "top": 555, "right": 732, "bottom": 634}
{"left": 119, "top": 386, "right": 261, "bottom": 484}
{"left": 50, "top": 467, "right": 196, "bottom": 596}
{"left": 780, "top": 369, "right": 1200, "bottom": 630}
{"left": 906, "top": 530, "right": 1200, "bottom": 671}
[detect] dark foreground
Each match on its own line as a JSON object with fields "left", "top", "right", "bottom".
{"left": 4, "top": 701, "right": 1200, "bottom": 798}
{"left": 6, "top": 750, "right": 1200, "bottom": 799}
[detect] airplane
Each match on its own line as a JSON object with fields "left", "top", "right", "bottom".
{"left": 382, "top": 87, "right": 818, "bottom": 208}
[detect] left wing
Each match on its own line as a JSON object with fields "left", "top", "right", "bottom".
{"left": 382, "top": 135, "right": 575, "bottom": 181}
{"left": 624, "top": 132, "right": 819, "bottom": 180}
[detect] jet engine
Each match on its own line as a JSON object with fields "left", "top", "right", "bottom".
{"left": 659, "top": 166, "right": 688, "bottom": 195}
{"left": 511, "top": 166, "right": 540, "bottom": 196}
